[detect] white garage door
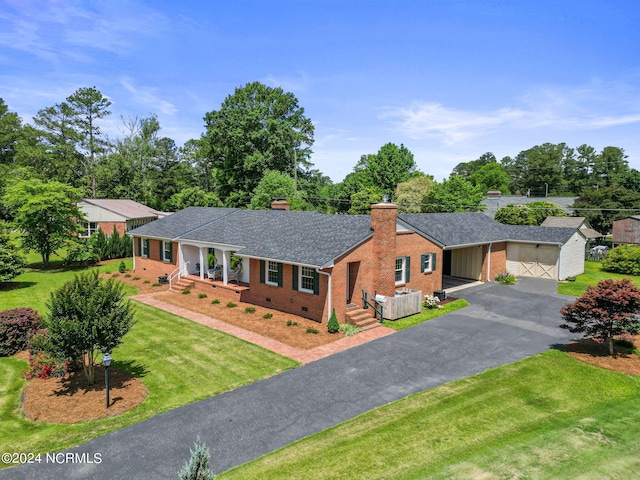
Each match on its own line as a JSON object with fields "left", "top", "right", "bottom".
{"left": 517, "top": 244, "right": 558, "bottom": 279}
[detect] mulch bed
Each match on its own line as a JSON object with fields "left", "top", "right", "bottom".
{"left": 21, "top": 365, "right": 147, "bottom": 423}
{"left": 562, "top": 335, "right": 640, "bottom": 376}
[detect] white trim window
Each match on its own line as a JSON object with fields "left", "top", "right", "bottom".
{"left": 422, "top": 254, "right": 432, "bottom": 272}
{"left": 142, "top": 238, "right": 150, "bottom": 258}
{"left": 395, "top": 257, "right": 405, "bottom": 284}
{"left": 266, "top": 261, "right": 279, "bottom": 286}
{"left": 80, "top": 222, "right": 99, "bottom": 238}
{"left": 300, "top": 266, "right": 315, "bottom": 294}
{"left": 162, "top": 241, "right": 172, "bottom": 262}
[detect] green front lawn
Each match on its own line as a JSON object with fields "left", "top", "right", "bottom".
{"left": 1, "top": 302, "right": 298, "bottom": 463}
{"left": 558, "top": 261, "right": 640, "bottom": 296}
{"left": 0, "top": 258, "right": 134, "bottom": 314}
{"left": 382, "top": 299, "right": 469, "bottom": 331}
{"left": 221, "top": 350, "right": 640, "bottom": 479}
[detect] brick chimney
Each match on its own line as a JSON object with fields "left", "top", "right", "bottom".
{"left": 271, "top": 200, "right": 290, "bottom": 211}
{"left": 370, "top": 202, "right": 398, "bottom": 297}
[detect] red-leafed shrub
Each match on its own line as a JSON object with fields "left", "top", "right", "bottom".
{"left": 560, "top": 279, "right": 640, "bottom": 355}
{"left": 0, "top": 308, "right": 43, "bottom": 356}
{"left": 22, "top": 351, "right": 70, "bottom": 380}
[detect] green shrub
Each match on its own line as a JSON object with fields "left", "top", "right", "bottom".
{"left": 182, "top": 289, "right": 191, "bottom": 295}
{"left": 22, "top": 351, "right": 70, "bottom": 380}
{"left": 143, "top": 279, "right": 150, "bottom": 284}
{"left": 286, "top": 320, "right": 298, "bottom": 327}
{"left": 211, "top": 299, "right": 221, "bottom": 305}
{"left": 0, "top": 308, "right": 43, "bottom": 356}
{"left": 152, "top": 282, "right": 163, "bottom": 287}
{"left": 494, "top": 271, "right": 517, "bottom": 285}
{"left": 178, "top": 437, "right": 216, "bottom": 480}
{"left": 133, "top": 277, "right": 140, "bottom": 281}
{"left": 118, "top": 260, "right": 126, "bottom": 273}
{"left": 245, "top": 307, "right": 256, "bottom": 314}
{"left": 226, "top": 302, "right": 237, "bottom": 308}
{"left": 602, "top": 245, "right": 640, "bottom": 275}
{"left": 198, "top": 293, "right": 208, "bottom": 299}
{"left": 306, "top": 327, "right": 319, "bottom": 334}
{"left": 124, "top": 273, "right": 132, "bottom": 278}
{"left": 338, "top": 323, "right": 364, "bottom": 336}
{"left": 262, "top": 313, "right": 273, "bottom": 319}
{"left": 327, "top": 309, "right": 339, "bottom": 333}
{"left": 111, "top": 273, "right": 120, "bottom": 278}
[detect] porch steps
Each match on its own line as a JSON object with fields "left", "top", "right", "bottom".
{"left": 172, "top": 278, "right": 195, "bottom": 292}
{"left": 345, "top": 307, "right": 381, "bottom": 330}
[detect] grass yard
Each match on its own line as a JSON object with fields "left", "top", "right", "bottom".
{"left": 558, "top": 260, "right": 640, "bottom": 296}
{"left": 221, "top": 350, "right": 640, "bottom": 479}
{"left": 0, "top": 302, "right": 298, "bottom": 464}
{"left": 0, "top": 258, "right": 134, "bottom": 313}
{"left": 382, "top": 299, "right": 469, "bottom": 331}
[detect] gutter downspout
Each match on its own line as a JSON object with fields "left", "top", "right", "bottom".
{"left": 487, "top": 242, "right": 492, "bottom": 282}
{"left": 317, "top": 269, "right": 332, "bottom": 321}
{"left": 557, "top": 243, "right": 562, "bottom": 281}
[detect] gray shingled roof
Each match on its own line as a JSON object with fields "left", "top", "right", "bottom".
{"left": 127, "top": 207, "right": 239, "bottom": 239}
{"left": 541, "top": 216, "right": 602, "bottom": 238}
{"left": 182, "top": 210, "right": 373, "bottom": 267}
{"left": 399, "top": 212, "right": 578, "bottom": 247}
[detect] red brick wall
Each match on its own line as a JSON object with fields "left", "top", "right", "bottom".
{"left": 482, "top": 242, "right": 507, "bottom": 281}
{"left": 242, "top": 259, "right": 328, "bottom": 322}
{"left": 133, "top": 237, "right": 177, "bottom": 280}
{"left": 370, "top": 203, "right": 398, "bottom": 297}
{"left": 98, "top": 221, "right": 126, "bottom": 236}
{"left": 331, "top": 239, "right": 375, "bottom": 322}
{"left": 395, "top": 231, "right": 443, "bottom": 295}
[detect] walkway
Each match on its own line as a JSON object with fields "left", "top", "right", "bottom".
{"left": 1, "top": 279, "right": 578, "bottom": 479}
{"left": 130, "top": 293, "right": 395, "bottom": 363}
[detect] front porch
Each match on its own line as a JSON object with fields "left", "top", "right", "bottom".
{"left": 183, "top": 273, "right": 250, "bottom": 294}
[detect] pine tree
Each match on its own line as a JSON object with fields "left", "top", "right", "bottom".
{"left": 178, "top": 437, "right": 216, "bottom": 480}
{"left": 327, "top": 309, "right": 340, "bottom": 334}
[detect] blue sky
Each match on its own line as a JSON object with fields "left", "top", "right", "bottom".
{"left": 1, "top": 0, "right": 639, "bottom": 182}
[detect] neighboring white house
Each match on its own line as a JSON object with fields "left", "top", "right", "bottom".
{"left": 78, "top": 199, "right": 169, "bottom": 237}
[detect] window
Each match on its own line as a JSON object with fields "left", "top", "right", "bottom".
{"left": 142, "top": 238, "right": 149, "bottom": 257}
{"left": 395, "top": 257, "right": 405, "bottom": 284}
{"left": 162, "top": 241, "right": 172, "bottom": 262}
{"left": 267, "top": 261, "right": 280, "bottom": 286}
{"left": 421, "top": 253, "right": 436, "bottom": 273}
{"left": 300, "top": 266, "right": 315, "bottom": 294}
{"left": 80, "top": 222, "right": 98, "bottom": 238}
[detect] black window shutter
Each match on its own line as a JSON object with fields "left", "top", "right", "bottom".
{"left": 168, "top": 242, "right": 173, "bottom": 262}
{"left": 432, "top": 252, "right": 437, "bottom": 270}
{"left": 277, "top": 263, "right": 283, "bottom": 287}
{"left": 159, "top": 240, "right": 163, "bottom": 260}
{"left": 420, "top": 254, "right": 427, "bottom": 272}
{"left": 259, "top": 260, "right": 265, "bottom": 284}
{"left": 405, "top": 256, "right": 411, "bottom": 282}
{"left": 313, "top": 270, "right": 320, "bottom": 295}
{"left": 292, "top": 265, "right": 298, "bottom": 291}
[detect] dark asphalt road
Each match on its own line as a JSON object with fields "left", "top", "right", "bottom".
{"left": 1, "top": 278, "right": 578, "bottom": 479}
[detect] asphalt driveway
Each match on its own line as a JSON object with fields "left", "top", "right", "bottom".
{"left": 2, "top": 278, "right": 579, "bottom": 479}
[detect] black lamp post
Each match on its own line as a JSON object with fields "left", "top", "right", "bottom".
{"left": 102, "top": 352, "right": 112, "bottom": 408}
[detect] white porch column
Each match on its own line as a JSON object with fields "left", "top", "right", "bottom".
{"left": 199, "top": 247, "right": 206, "bottom": 279}
{"left": 222, "top": 250, "right": 230, "bottom": 285}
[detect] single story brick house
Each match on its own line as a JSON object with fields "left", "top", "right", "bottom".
{"left": 78, "top": 199, "right": 167, "bottom": 237}
{"left": 128, "top": 201, "right": 585, "bottom": 324}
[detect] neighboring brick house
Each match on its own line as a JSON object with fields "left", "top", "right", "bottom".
{"left": 612, "top": 216, "right": 640, "bottom": 247}
{"left": 128, "top": 201, "right": 585, "bottom": 324}
{"left": 78, "top": 199, "right": 167, "bottom": 237}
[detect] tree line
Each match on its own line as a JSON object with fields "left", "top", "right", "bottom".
{"left": 1, "top": 81, "right": 638, "bottom": 271}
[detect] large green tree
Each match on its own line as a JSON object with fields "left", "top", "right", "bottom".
{"left": 45, "top": 271, "right": 134, "bottom": 384}
{"left": 0, "top": 98, "right": 23, "bottom": 165}
{"left": 0, "top": 220, "right": 26, "bottom": 282}
{"left": 167, "top": 187, "right": 222, "bottom": 211}
{"left": 591, "top": 146, "right": 629, "bottom": 188}
{"left": 394, "top": 174, "right": 435, "bottom": 213}
{"left": 200, "top": 81, "right": 314, "bottom": 207}
{"left": 3, "top": 178, "right": 84, "bottom": 266}
{"left": 67, "top": 87, "right": 112, "bottom": 197}
{"left": 452, "top": 152, "right": 497, "bottom": 181}
{"left": 572, "top": 185, "right": 640, "bottom": 234}
{"left": 470, "top": 162, "right": 511, "bottom": 194}
{"left": 353, "top": 143, "right": 416, "bottom": 196}
{"left": 249, "top": 170, "right": 297, "bottom": 210}
{"left": 422, "top": 176, "right": 485, "bottom": 213}
{"left": 495, "top": 201, "right": 566, "bottom": 226}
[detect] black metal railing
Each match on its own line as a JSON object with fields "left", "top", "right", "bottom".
{"left": 362, "top": 288, "right": 384, "bottom": 322}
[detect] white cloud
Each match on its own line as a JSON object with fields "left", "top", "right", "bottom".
{"left": 382, "top": 79, "right": 640, "bottom": 145}
{"left": 120, "top": 78, "right": 177, "bottom": 116}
